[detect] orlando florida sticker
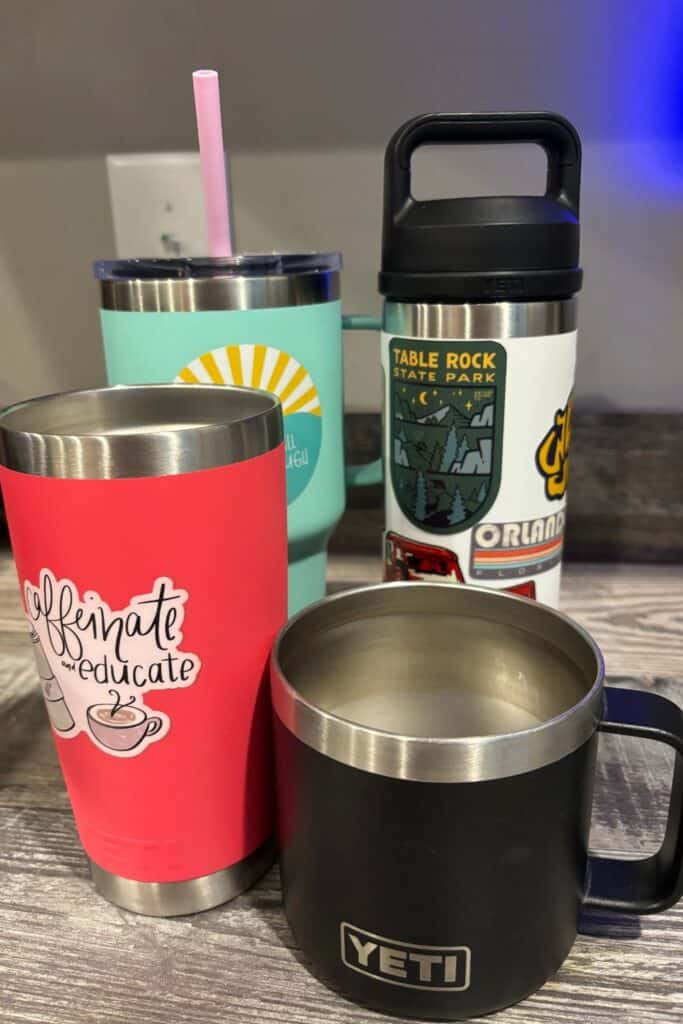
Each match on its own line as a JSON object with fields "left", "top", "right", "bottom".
{"left": 390, "top": 338, "right": 505, "bottom": 533}
{"left": 470, "top": 509, "right": 566, "bottom": 581}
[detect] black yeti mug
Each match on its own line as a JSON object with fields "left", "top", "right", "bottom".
{"left": 271, "top": 584, "right": 683, "bottom": 1020}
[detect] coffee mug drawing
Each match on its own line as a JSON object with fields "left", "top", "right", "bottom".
{"left": 87, "top": 699, "right": 163, "bottom": 752}
{"left": 272, "top": 583, "right": 683, "bottom": 1020}
{"left": 95, "top": 254, "right": 382, "bottom": 615}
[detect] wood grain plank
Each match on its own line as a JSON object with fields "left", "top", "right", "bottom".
{"left": 0, "top": 868, "right": 681, "bottom": 1024}
{"left": 560, "top": 565, "right": 683, "bottom": 679}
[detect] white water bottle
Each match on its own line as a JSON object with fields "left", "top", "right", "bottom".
{"left": 379, "top": 112, "right": 581, "bottom": 608}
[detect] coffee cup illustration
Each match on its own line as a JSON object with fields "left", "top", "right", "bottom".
{"left": 87, "top": 701, "right": 163, "bottom": 752}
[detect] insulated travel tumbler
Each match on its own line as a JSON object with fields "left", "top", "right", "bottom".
{"left": 380, "top": 113, "right": 582, "bottom": 607}
{"left": 0, "top": 384, "right": 287, "bottom": 915}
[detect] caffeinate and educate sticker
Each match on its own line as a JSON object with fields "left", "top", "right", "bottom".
{"left": 389, "top": 338, "right": 506, "bottom": 533}
{"left": 176, "top": 344, "right": 322, "bottom": 504}
{"left": 24, "top": 569, "right": 201, "bottom": 757}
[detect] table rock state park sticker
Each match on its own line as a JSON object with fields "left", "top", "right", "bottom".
{"left": 389, "top": 337, "right": 506, "bottom": 533}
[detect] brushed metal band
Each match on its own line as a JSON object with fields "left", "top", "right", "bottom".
{"left": 89, "top": 838, "right": 276, "bottom": 916}
{"left": 0, "top": 384, "right": 283, "bottom": 479}
{"left": 100, "top": 270, "right": 340, "bottom": 311}
{"left": 272, "top": 583, "right": 604, "bottom": 784}
{"left": 384, "top": 298, "right": 577, "bottom": 339}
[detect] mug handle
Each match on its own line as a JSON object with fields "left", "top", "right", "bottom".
{"left": 144, "top": 716, "right": 164, "bottom": 738}
{"left": 342, "top": 315, "right": 384, "bottom": 487}
{"left": 583, "top": 686, "right": 683, "bottom": 914}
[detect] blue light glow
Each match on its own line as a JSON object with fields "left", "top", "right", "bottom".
{"left": 619, "top": 4, "right": 683, "bottom": 192}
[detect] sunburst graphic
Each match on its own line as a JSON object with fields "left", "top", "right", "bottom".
{"left": 175, "top": 344, "right": 321, "bottom": 417}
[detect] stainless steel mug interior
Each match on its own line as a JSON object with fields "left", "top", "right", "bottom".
{"left": 273, "top": 582, "right": 603, "bottom": 784}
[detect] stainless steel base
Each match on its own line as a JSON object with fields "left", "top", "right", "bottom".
{"left": 89, "top": 838, "right": 276, "bottom": 917}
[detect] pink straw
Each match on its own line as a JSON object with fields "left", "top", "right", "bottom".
{"left": 192, "top": 69, "right": 233, "bottom": 257}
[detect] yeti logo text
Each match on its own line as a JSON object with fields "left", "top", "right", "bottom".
{"left": 340, "top": 924, "right": 471, "bottom": 991}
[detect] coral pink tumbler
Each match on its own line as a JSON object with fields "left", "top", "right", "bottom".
{"left": 0, "top": 384, "right": 286, "bottom": 915}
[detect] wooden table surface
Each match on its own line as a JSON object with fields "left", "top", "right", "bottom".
{"left": 1, "top": 551, "right": 681, "bottom": 1024}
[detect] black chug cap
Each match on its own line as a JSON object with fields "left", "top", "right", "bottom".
{"left": 379, "top": 112, "right": 583, "bottom": 303}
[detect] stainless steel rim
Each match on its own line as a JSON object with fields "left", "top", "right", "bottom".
{"left": 100, "top": 270, "right": 340, "bottom": 311}
{"left": 384, "top": 298, "right": 577, "bottom": 339}
{"left": 89, "top": 838, "right": 276, "bottom": 916}
{"left": 0, "top": 384, "right": 283, "bottom": 479}
{"left": 271, "top": 582, "right": 604, "bottom": 784}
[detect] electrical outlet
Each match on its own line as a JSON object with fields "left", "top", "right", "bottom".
{"left": 106, "top": 152, "right": 222, "bottom": 258}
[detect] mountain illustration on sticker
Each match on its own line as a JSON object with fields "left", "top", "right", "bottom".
{"left": 400, "top": 400, "right": 494, "bottom": 430}
{"left": 389, "top": 339, "right": 505, "bottom": 533}
{"left": 176, "top": 344, "right": 322, "bottom": 504}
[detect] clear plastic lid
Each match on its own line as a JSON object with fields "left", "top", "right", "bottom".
{"left": 94, "top": 252, "right": 342, "bottom": 281}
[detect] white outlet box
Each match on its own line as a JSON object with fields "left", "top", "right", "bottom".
{"left": 107, "top": 152, "right": 223, "bottom": 258}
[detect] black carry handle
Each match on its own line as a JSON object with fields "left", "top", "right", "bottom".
{"left": 384, "top": 111, "right": 582, "bottom": 219}
{"left": 584, "top": 687, "right": 683, "bottom": 914}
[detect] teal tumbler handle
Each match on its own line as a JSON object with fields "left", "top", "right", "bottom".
{"left": 342, "top": 315, "right": 384, "bottom": 487}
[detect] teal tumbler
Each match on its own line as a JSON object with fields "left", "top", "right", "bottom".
{"left": 94, "top": 254, "right": 381, "bottom": 614}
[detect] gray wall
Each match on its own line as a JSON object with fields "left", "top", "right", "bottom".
{"left": 1, "top": 0, "right": 681, "bottom": 411}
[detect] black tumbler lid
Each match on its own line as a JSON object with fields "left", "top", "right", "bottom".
{"left": 379, "top": 112, "right": 583, "bottom": 303}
